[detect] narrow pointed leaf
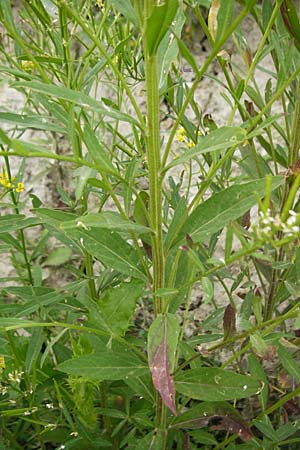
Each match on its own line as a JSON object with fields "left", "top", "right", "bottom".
{"left": 166, "top": 127, "right": 246, "bottom": 170}
{"left": 171, "top": 401, "right": 253, "bottom": 441}
{"left": 277, "top": 344, "right": 300, "bottom": 382}
{"left": 64, "top": 227, "right": 147, "bottom": 281}
{"left": 0, "top": 112, "right": 65, "bottom": 133}
{"left": 215, "top": 0, "right": 234, "bottom": 45}
{"left": 61, "top": 211, "right": 151, "bottom": 234}
{"left": 110, "top": 0, "right": 139, "bottom": 28}
{"left": 145, "top": 0, "right": 178, "bottom": 55}
{"left": 11, "top": 81, "right": 140, "bottom": 126}
{"left": 58, "top": 352, "right": 148, "bottom": 380}
{"left": 98, "top": 280, "right": 144, "bottom": 335}
{"left": 175, "top": 367, "right": 261, "bottom": 401}
{"left": 148, "top": 314, "right": 180, "bottom": 414}
{"left": 83, "top": 123, "right": 117, "bottom": 175}
{"left": 173, "top": 177, "right": 283, "bottom": 246}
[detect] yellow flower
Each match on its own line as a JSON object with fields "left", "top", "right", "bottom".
{"left": 187, "top": 141, "right": 195, "bottom": 148}
{"left": 21, "top": 60, "right": 35, "bottom": 72}
{"left": 0, "top": 170, "right": 12, "bottom": 188}
{"left": 176, "top": 127, "right": 186, "bottom": 143}
{"left": 15, "top": 182, "right": 24, "bottom": 193}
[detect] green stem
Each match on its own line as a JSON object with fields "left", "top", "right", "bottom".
{"left": 143, "top": 0, "right": 166, "bottom": 442}
{"left": 289, "top": 78, "right": 300, "bottom": 166}
{"left": 144, "top": 52, "right": 165, "bottom": 314}
{"left": 162, "top": 0, "right": 257, "bottom": 169}
{"left": 3, "top": 152, "right": 33, "bottom": 285}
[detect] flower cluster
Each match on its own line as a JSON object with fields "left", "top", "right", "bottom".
{"left": 21, "top": 60, "right": 35, "bottom": 72}
{"left": 0, "top": 170, "right": 24, "bottom": 193}
{"left": 252, "top": 208, "right": 300, "bottom": 241}
{"left": 176, "top": 127, "right": 196, "bottom": 148}
{"left": 8, "top": 370, "right": 24, "bottom": 384}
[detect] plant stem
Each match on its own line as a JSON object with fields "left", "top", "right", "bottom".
{"left": 3, "top": 152, "right": 33, "bottom": 285}
{"left": 143, "top": 0, "right": 166, "bottom": 441}
{"left": 289, "top": 78, "right": 300, "bottom": 166}
{"left": 144, "top": 53, "right": 165, "bottom": 315}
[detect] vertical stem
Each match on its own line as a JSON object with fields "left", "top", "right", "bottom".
{"left": 144, "top": 53, "right": 165, "bottom": 315}
{"left": 289, "top": 78, "right": 300, "bottom": 166}
{"left": 143, "top": 1, "right": 166, "bottom": 442}
{"left": 264, "top": 80, "right": 300, "bottom": 320}
{"left": 3, "top": 153, "right": 33, "bottom": 285}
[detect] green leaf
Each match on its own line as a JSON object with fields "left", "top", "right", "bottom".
{"left": 0, "top": 318, "right": 45, "bottom": 332}
{"left": 165, "top": 126, "right": 247, "bottom": 170}
{"left": 43, "top": 247, "right": 72, "bottom": 266}
{"left": 201, "top": 277, "right": 214, "bottom": 304}
{"left": 277, "top": 343, "right": 300, "bottom": 382}
{"left": 124, "top": 374, "right": 155, "bottom": 403}
{"left": 175, "top": 34, "right": 199, "bottom": 74}
{"left": 253, "top": 416, "right": 277, "bottom": 442}
{"left": 67, "top": 228, "right": 147, "bottom": 281}
{"left": 171, "top": 401, "right": 253, "bottom": 441}
{"left": 248, "top": 353, "right": 268, "bottom": 411}
{"left": 0, "top": 215, "right": 41, "bottom": 233}
{"left": 189, "top": 430, "right": 217, "bottom": 446}
{"left": 0, "top": 112, "right": 64, "bottom": 133}
{"left": 145, "top": 0, "right": 178, "bottom": 55}
{"left": 25, "top": 329, "right": 44, "bottom": 373}
{"left": 58, "top": 352, "right": 148, "bottom": 380}
{"left": 61, "top": 212, "right": 151, "bottom": 234}
{"left": 157, "top": 10, "right": 185, "bottom": 92}
{"left": 148, "top": 313, "right": 180, "bottom": 414}
{"left": 11, "top": 81, "right": 140, "bottom": 126}
{"left": 134, "top": 431, "right": 164, "bottom": 450}
{"left": 215, "top": 0, "right": 234, "bottom": 45}
{"left": 173, "top": 177, "right": 283, "bottom": 246}
{"left": 98, "top": 280, "right": 144, "bottom": 335}
{"left": 83, "top": 123, "right": 117, "bottom": 175}
{"left": 175, "top": 367, "right": 261, "bottom": 401}
{"left": 110, "top": 0, "right": 139, "bottom": 28}
{"left": 34, "top": 208, "right": 77, "bottom": 227}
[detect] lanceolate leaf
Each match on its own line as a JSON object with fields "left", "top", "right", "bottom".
{"left": 11, "top": 81, "right": 140, "bottom": 126}
{"left": 58, "top": 352, "right": 148, "bottom": 380}
{"left": 172, "top": 177, "right": 283, "bottom": 246}
{"left": 0, "top": 112, "right": 65, "bottom": 133}
{"left": 83, "top": 123, "right": 117, "bottom": 175}
{"left": 110, "top": 0, "right": 139, "bottom": 28}
{"left": 171, "top": 401, "right": 253, "bottom": 441}
{"left": 277, "top": 344, "right": 300, "bottom": 382}
{"left": 61, "top": 211, "right": 151, "bottom": 234}
{"left": 148, "top": 314, "right": 180, "bottom": 414}
{"left": 215, "top": 0, "right": 234, "bottom": 45}
{"left": 65, "top": 227, "right": 147, "bottom": 281}
{"left": 145, "top": 0, "right": 178, "bottom": 56}
{"left": 165, "top": 127, "right": 247, "bottom": 170}
{"left": 98, "top": 280, "right": 144, "bottom": 335}
{"left": 0, "top": 215, "right": 41, "bottom": 233}
{"left": 175, "top": 367, "right": 261, "bottom": 401}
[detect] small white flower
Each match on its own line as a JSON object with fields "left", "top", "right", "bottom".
{"left": 45, "top": 403, "right": 54, "bottom": 409}
{"left": 287, "top": 215, "right": 297, "bottom": 226}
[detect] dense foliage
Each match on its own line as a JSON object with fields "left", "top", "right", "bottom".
{"left": 1, "top": 0, "right": 300, "bottom": 448}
